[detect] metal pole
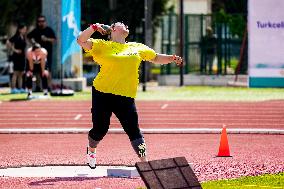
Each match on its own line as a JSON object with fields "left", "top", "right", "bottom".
{"left": 179, "top": 0, "right": 184, "bottom": 86}
{"left": 142, "top": 0, "right": 148, "bottom": 92}
{"left": 61, "top": 60, "right": 63, "bottom": 91}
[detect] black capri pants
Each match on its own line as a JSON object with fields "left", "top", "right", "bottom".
{"left": 88, "top": 87, "right": 146, "bottom": 157}
{"left": 26, "top": 64, "right": 48, "bottom": 90}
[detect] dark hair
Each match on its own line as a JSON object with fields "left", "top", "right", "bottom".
{"left": 37, "top": 15, "right": 46, "bottom": 20}
{"left": 32, "top": 43, "right": 41, "bottom": 51}
{"left": 15, "top": 23, "right": 26, "bottom": 36}
{"left": 18, "top": 23, "right": 26, "bottom": 30}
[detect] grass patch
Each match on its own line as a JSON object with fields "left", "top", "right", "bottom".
{"left": 0, "top": 86, "right": 284, "bottom": 101}
{"left": 136, "top": 86, "right": 284, "bottom": 101}
{"left": 0, "top": 91, "right": 91, "bottom": 101}
{"left": 136, "top": 173, "right": 284, "bottom": 189}
{"left": 201, "top": 172, "right": 284, "bottom": 189}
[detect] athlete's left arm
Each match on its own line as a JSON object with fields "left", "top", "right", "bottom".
{"left": 149, "top": 53, "right": 183, "bottom": 66}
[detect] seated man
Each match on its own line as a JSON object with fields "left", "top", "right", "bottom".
{"left": 26, "top": 43, "right": 49, "bottom": 99}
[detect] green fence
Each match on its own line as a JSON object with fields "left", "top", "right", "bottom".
{"left": 160, "top": 13, "right": 247, "bottom": 75}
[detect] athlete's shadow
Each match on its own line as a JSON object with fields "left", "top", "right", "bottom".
{"left": 9, "top": 98, "right": 29, "bottom": 101}
{"left": 28, "top": 177, "right": 100, "bottom": 186}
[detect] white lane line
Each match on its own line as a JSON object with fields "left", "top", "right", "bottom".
{"left": 74, "top": 114, "right": 82, "bottom": 120}
{"left": 0, "top": 165, "right": 139, "bottom": 178}
{"left": 0, "top": 128, "right": 283, "bottom": 134}
{"left": 161, "top": 104, "right": 168, "bottom": 109}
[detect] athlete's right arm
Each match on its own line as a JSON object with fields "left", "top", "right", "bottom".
{"left": 77, "top": 24, "right": 106, "bottom": 51}
{"left": 77, "top": 27, "right": 94, "bottom": 50}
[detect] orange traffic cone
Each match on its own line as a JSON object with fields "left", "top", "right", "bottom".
{"left": 217, "top": 125, "right": 232, "bottom": 157}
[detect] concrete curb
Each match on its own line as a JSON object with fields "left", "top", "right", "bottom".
{"left": 0, "top": 128, "right": 283, "bottom": 134}
{"left": 0, "top": 164, "right": 194, "bottom": 178}
{"left": 0, "top": 165, "right": 138, "bottom": 178}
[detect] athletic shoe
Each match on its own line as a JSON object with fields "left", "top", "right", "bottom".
{"left": 19, "top": 88, "right": 27, "bottom": 93}
{"left": 27, "top": 92, "right": 35, "bottom": 100}
{"left": 11, "top": 88, "right": 19, "bottom": 94}
{"left": 87, "top": 147, "right": 96, "bottom": 169}
{"left": 43, "top": 91, "right": 48, "bottom": 96}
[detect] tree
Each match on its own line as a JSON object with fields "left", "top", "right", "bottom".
{"left": 212, "top": 0, "right": 247, "bottom": 14}
{"left": 81, "top": 0, "right": 171, "bottom": 42}
{"left": 0, "top": 0, "right": 41, "bottom": 35}
{"left": 0, "top": 0, "right": 171, "bottom": 40}
{"left": 212, "top": 0, "right": 247, "bottom": 37}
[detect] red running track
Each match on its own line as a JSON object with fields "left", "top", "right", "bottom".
{"left": 0, "top": 100, "right": 283, "bottom": 129}
{"left": 0, "top": 134, "right": 283, "bottom": 188}
{"left": 0, "top": 177, "right": 144, "bottom": 189}
{"left": 0, "top": 100, "right": 283, "bottom": 188}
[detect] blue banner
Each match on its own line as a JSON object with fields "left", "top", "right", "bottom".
{"left": 61, "top": 0, "right": 81, "bottom": 64}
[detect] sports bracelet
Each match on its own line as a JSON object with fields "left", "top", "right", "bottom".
{"left": 90, "top": 24, "right": 98, "bottom": 31}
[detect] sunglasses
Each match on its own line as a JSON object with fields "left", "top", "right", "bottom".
{"left": 37, "top": 20, "right": 46, "bottom": 23}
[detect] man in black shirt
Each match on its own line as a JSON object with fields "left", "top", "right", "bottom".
{"left": 27, "top": 15, "right": 56, "bottom": 71}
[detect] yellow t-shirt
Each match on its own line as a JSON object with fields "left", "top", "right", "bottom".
{"left": 85, "top": 39, "right": 156, "bottom": 98}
